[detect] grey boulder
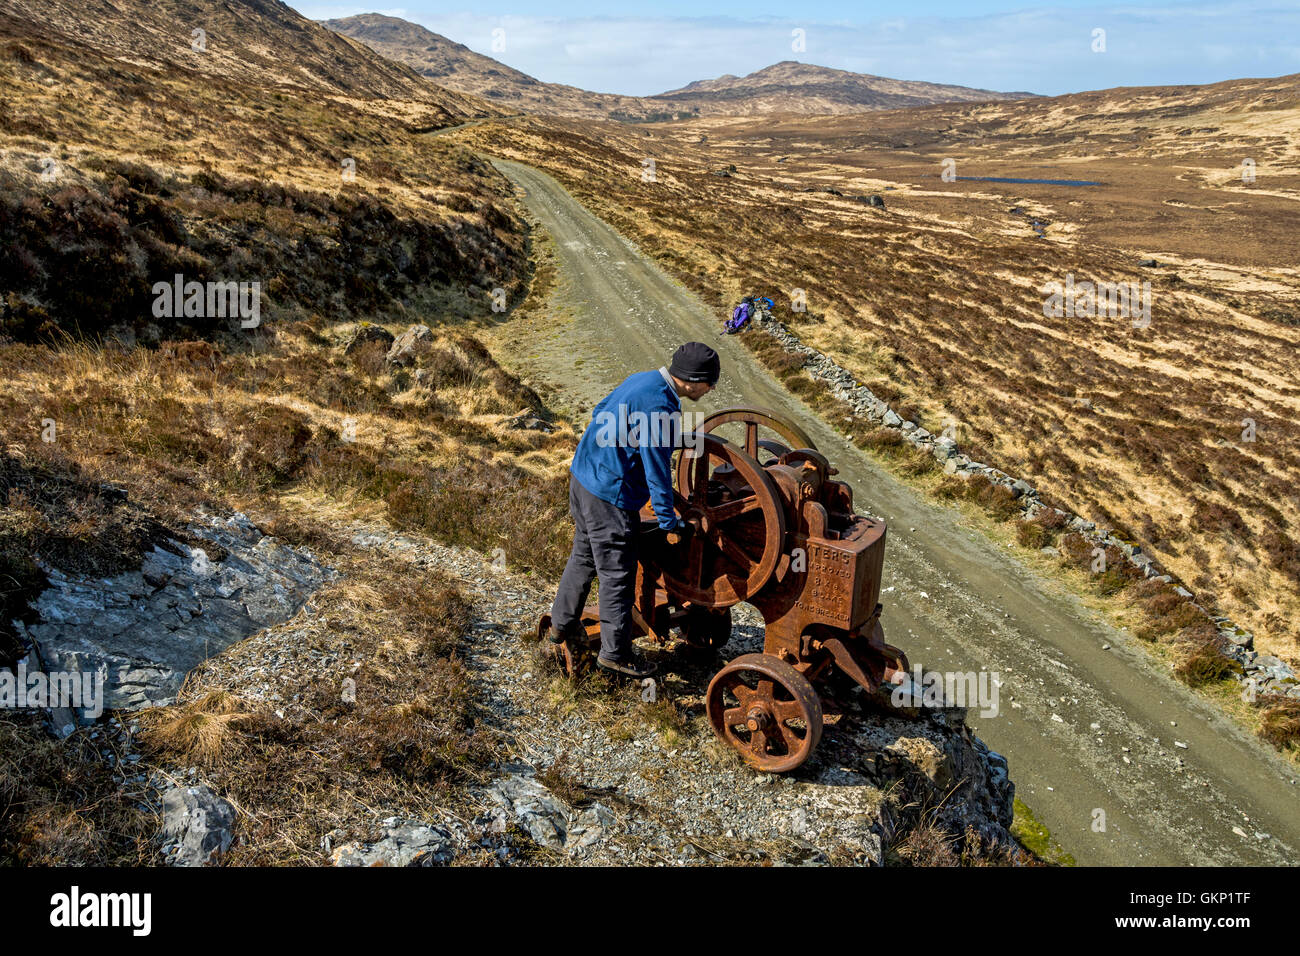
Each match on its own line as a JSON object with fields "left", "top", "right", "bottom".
{"left": 160, "top": 785, "right": 236, "bottom": 866}
{"left": 386, "top": 324, "right": 435, "bottom": 367}
{"left": 489, "top": 773, "right": 616, "bottom": 855}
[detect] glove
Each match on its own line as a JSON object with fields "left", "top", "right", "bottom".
{"left": 665, "top": 521, "right": 694, "bottom": 546}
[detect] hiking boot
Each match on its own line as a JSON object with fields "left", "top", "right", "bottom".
{"left": 596, "top": 654, "right": 658, "bottom": 679}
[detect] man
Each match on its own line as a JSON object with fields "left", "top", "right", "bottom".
{"left": 548, "top": 342, "right": 720, "bottom": 678}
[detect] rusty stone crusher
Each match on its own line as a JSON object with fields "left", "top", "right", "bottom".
{"left": 538, "top": 407, "right": 911, "bottom": 773}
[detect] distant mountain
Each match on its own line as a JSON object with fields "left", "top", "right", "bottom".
{"left": 322, "top": 13, "right": 656, "bottom": 121}
{"left": 323, "top": 14, "right": 1033, "bottom": 121}
{"left": 655, "top": 60, "right": 1036, "bottom": 114}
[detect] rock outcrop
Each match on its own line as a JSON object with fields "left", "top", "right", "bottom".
{"left": 20, "top": 513, "right": 336, "bottom": 718}
{"left": 385, "top": 323, "right": 435, "bottom": 367}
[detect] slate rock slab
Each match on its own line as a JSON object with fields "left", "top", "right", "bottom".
{"left": 331, "top": 818, "right": 459, "bottom": 867}
{"left": 489, "top": 773, "right": 616, "bottom": 855}
{"left": 24, "top": 513, "right": 335, "bottom": 714}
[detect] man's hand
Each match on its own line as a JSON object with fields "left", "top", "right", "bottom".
{"left": 665, "top": 522, "right": 694, "bottom": 546}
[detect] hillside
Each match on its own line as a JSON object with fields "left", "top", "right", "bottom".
{"left": 323, "top": 13, "right": 1032, "bottom": 120}
{"left": 3, "top": 0, "right": 495, "bottom": 116}
{"left": 0, "top": 0, "right": 526, "bottom": 342}
{"left": 0, "top": 0, "right": 1029, "bottom": 868}
{"left": 0, "top": 0, "right": 577, "bottom": 865}
{"left": 322, "top": 13, "right": 677, "bottom": 121}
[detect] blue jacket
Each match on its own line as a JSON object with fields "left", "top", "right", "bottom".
{"left": 570, "top": 368, "right": 683, "bottom": 530}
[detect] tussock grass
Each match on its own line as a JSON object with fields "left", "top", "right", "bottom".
{"left": 1257, "top": 696, "right": 1300, "bottom": 752}
{"left": 531, "top": 629, "right": 694, "bottom": 749}
{"left": 143, "top": 691, "right": 260, "bottom": 767}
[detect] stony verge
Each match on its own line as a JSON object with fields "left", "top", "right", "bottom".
{"left": 319, "top": 525, "right": 1018, "bottom": 866}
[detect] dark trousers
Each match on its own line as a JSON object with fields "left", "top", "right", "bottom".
{"left": 551, "top": 474, "right": 639, "bottom": 662}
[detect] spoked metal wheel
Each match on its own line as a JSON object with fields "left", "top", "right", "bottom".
{"left": 696, "top": 406, "right": 817, "bottom": 464}
{"left": 666, "top": 433, "right": 786, "bottom": 609}
{"left": 706, "top": 653, "right": 823, "bottom": 772}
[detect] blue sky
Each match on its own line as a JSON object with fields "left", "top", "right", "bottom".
{"left": 300, "top": 2, "right": 1300, "bottom": 97}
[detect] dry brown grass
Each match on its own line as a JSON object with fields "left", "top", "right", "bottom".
{"left": 884, "top": 786, "right": 1038, "bottom": 867}
{"left": 141, "top": 691, "right": 261, "bottom": 768}
{"left": 0, "top": 324, "right": 577, "bottom": 574}
{"left": 0, "top": 714, "right": 156, "bottom": 865}
{"left": 1256, "top": 695, "right": 1300, "bottom": 752}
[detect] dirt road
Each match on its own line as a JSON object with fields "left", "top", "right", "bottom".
{"left": 488, "top": 157, "right": 1299, "bottom": 865}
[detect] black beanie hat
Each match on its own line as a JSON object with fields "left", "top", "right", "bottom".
{"left": 669, "top": 342, "right": 720, "bottom": 384}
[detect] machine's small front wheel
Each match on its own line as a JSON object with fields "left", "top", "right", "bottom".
{"left": 706, "top": 653, "right": 823, "bottom": 772}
